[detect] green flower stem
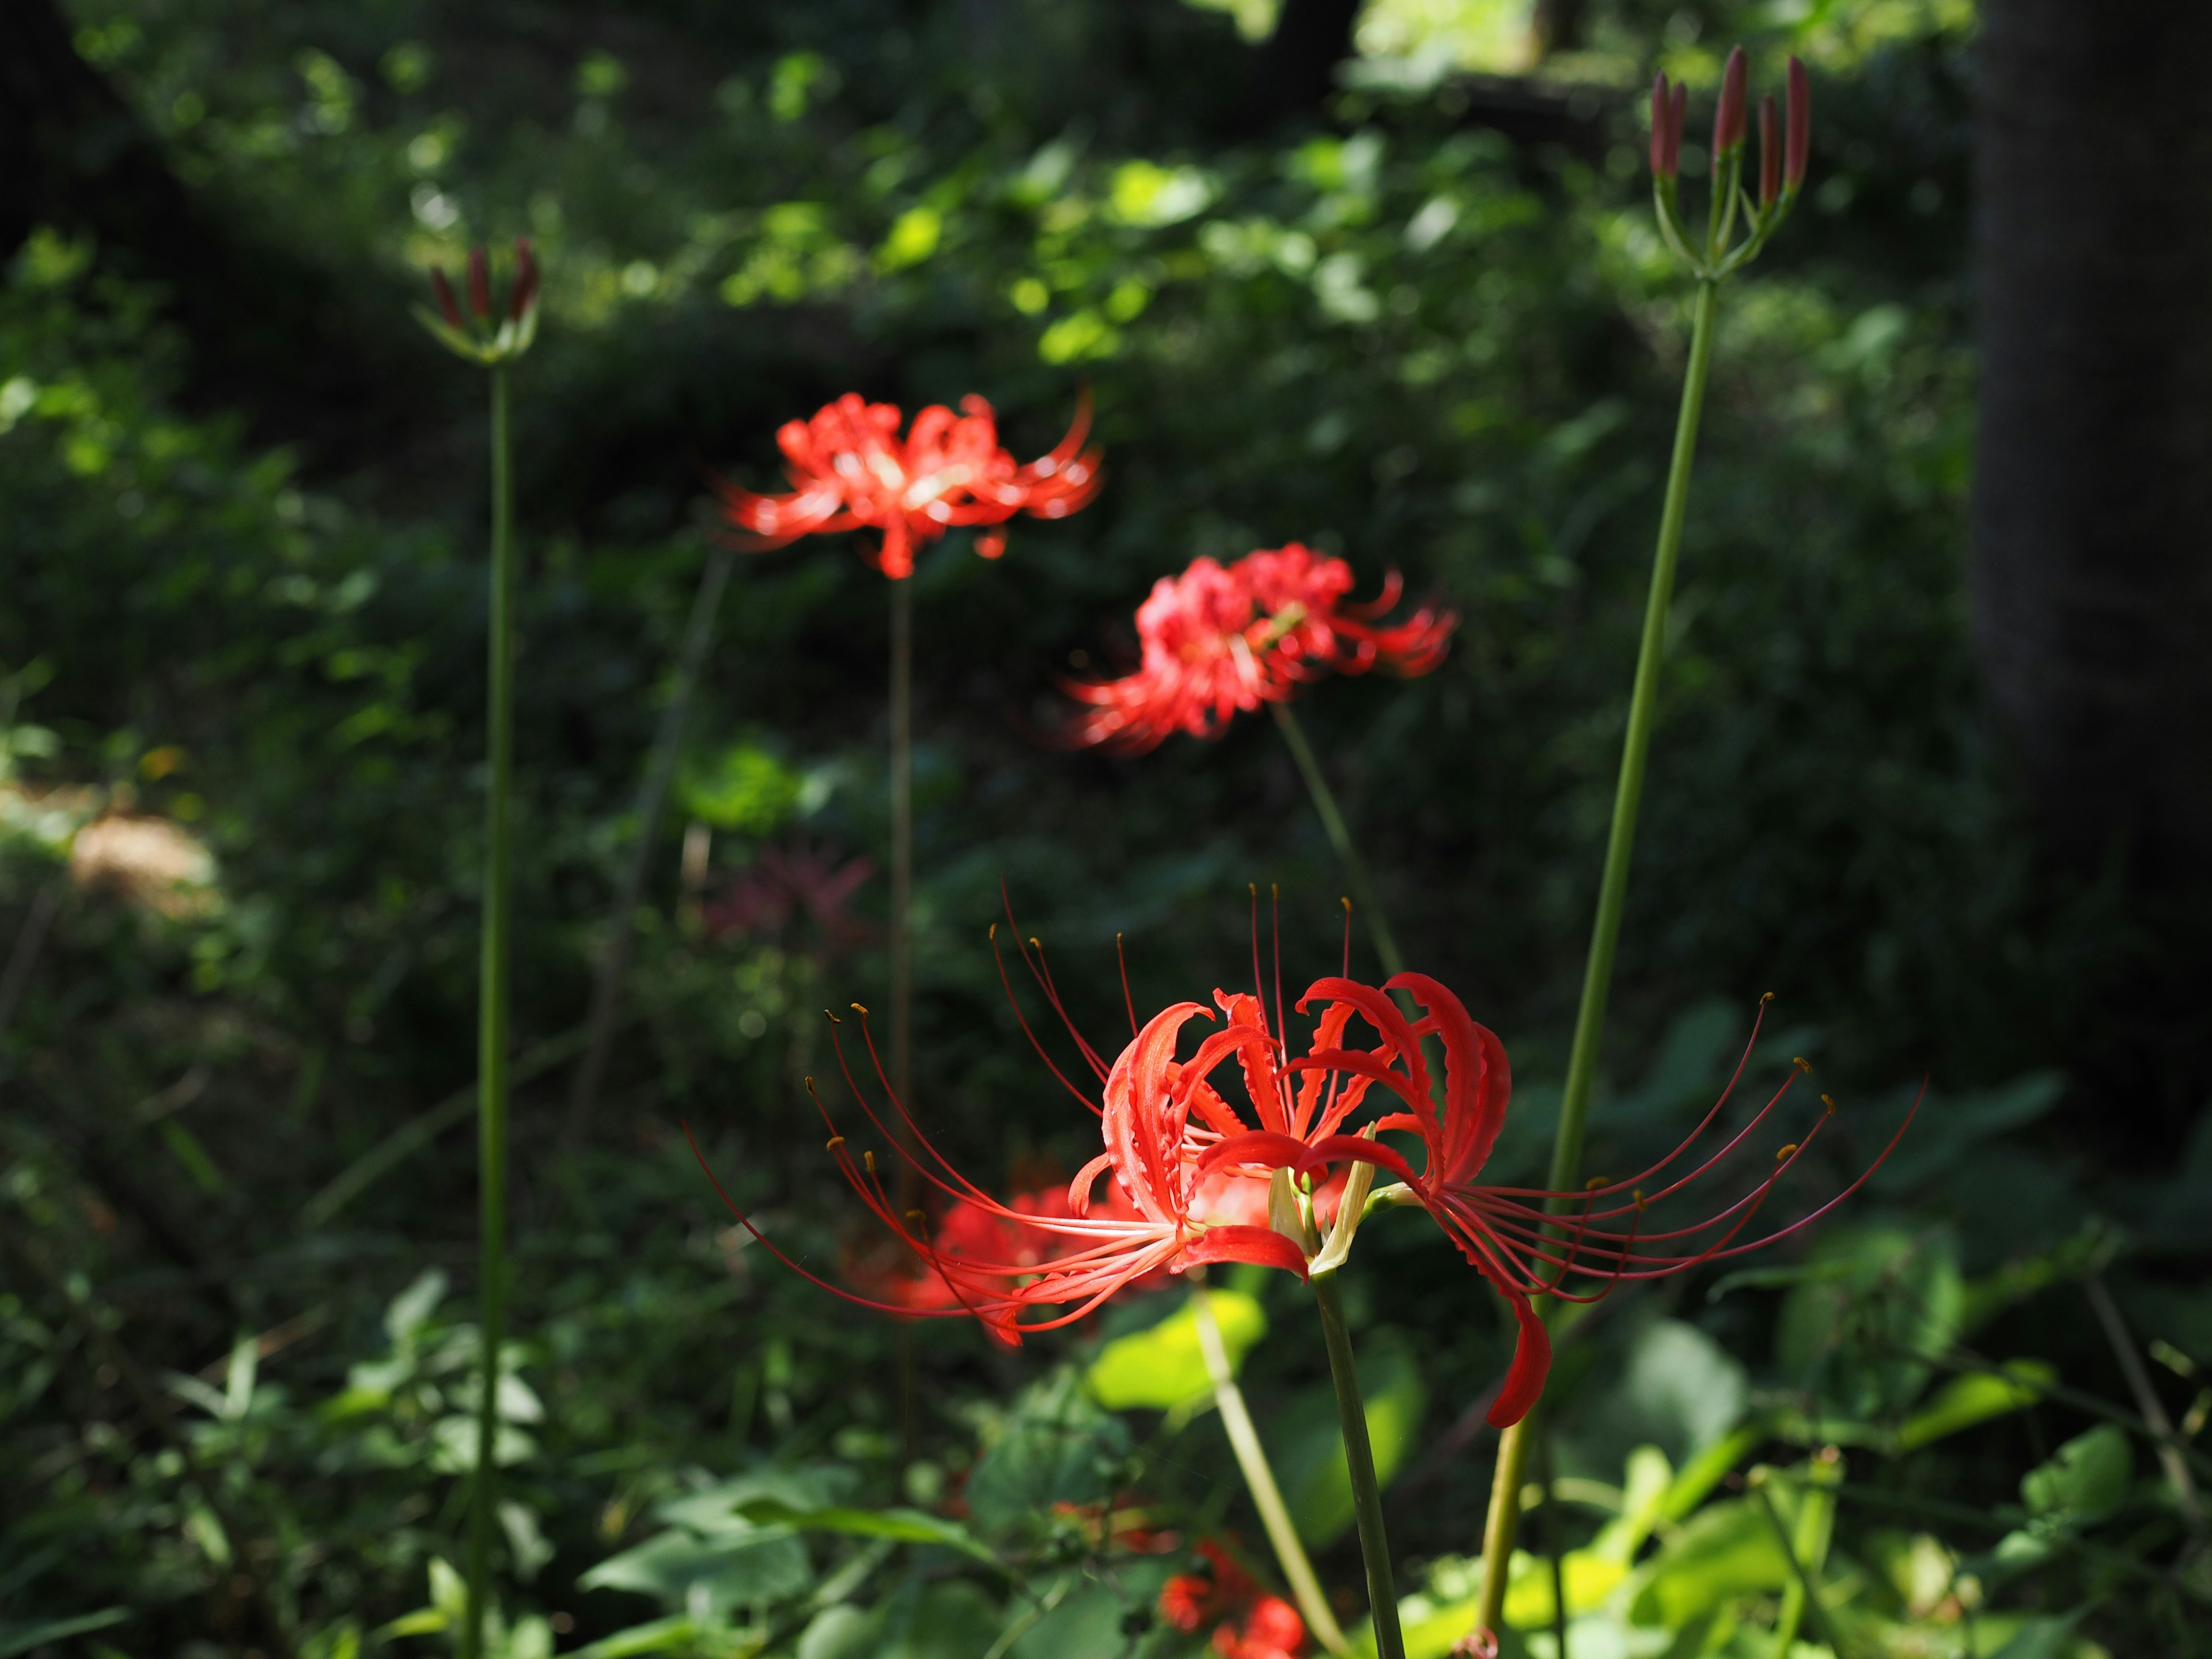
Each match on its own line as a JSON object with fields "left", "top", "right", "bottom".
{"left": 1472, "top": 275, "right": 1722, "bottom": 1646}
{"left": 888, "top": 573, "right": 919, "bottom": 1455}
{"left": 1191, "top": 1289, "right": 1349, "bottom": 1656}
{"left": 1271, "top": 701, "right": 1405, "bottom": 980}
{"left": 1312, "top": 1270, "right": 1403, "bottom": 1659}
{"left": 565, "top": 547, "right": 735, "bottom": 1137}
{"left": 464, "top": 362, "right": 517, "bottom": 1659}
{"left": 888, "top": 574, "right": 916, "bottom": 1150}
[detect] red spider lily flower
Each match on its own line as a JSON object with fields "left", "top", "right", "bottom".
{"left": 714, "top": 392, "right": 1101, "bottom": 579}
{"left": 685, "top": 905, "right": 1906, "bottom": 1411}
{"left": 1063, "top": 544, "right": 1455, "bottom": 753}
{"left": 1192, "top": 975, "right": 1918, "bottom": 1429}
{"left": 703, "top": 840, "right": 874, "bottom": 953}
{"left": 1161, "top": 1541, "right": 1306, "bottom": 1659}
{"left": 684, "top": 922, "right": 1375, "bottom": 1344}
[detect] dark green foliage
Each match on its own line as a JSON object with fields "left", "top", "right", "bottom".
{"left": 2, "top": 0, "right": 2208, "bottom": 1655}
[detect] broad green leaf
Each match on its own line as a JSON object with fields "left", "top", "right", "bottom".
{"left": 1775, "top": 1224, "right": 1963, "bottom": 1421}
{"left": 965, "top": 1372, "right": 1131, "bottom": 1540}
{"left": 1590, "top": 1445, "right": 1675, "bottom": 1563}
{"left": 1502, "top": 1549, "right": 1627, "bottom": 1629}
{"left": 732, "top": 1499, "right": 1001, "bottom": 1570}
{"left": 579, "top": 1528, "right": 812, "bottom": 1615}
{"left": 1988, "top": 1610, "right": 2089, "bottom": 1659}
{"left": 1625, "top": 1498, "right": 1790, "bottom": 1628}
{"left": 1896, "top": 1360, "right": 2052, "bottom": 1450}
{"left": 1576, "top": 1319, "right": 1747, "bottom": 1471}
{"left": 570, "top": 1616, "right": 700, "bottom": 1658}
{"left": 2020, "top": 1424, "right": 2130, "bottom": 1521}
{"left": 1084, "top": 1290, "right": 1265, "bottom": 1411}
{"left": 0, "top": 1609, "right": 129, "bottom": 1658}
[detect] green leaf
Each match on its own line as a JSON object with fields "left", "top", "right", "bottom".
{"left": 1775, "top": 1224, "right": 1964, "bottom": 1421}
{"left": 1896, "top": 1360, "right": 2053, "bottom": 1450}
{"left": 1988, "top": 1609, "right": 2090, "bottom": 1659}
{"left": 580, "top": 1527, "right": 812, "bottom": 1616}
{"left": 1625, "top": 1497, "right": 1791, "bottom": 1628}
{"left": 569, "top": 1616, "right": 701, "bottom": 1658}
{"left": 1084, "top": 1290, "right": 1265, "bottom": 1411}
{"left": 2020, "top": 1423, "right": 2131, "bottom": 1521}
{"left": 965, "top": 1372, "right": 1131, "bottom": 1541}
{"left": 0, "top": 1609, "right": 129, "bottom": 1658}
{"left": 732, "top": 1500, "right": 1001, "bottom": 1570}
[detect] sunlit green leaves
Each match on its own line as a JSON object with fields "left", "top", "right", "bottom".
{"left": 1084, "top": 1289, "right": 1264, "bottom": 1411}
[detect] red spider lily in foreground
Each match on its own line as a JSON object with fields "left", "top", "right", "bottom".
{"left": 1161, "top": 1540, "right": 1306, "bottom": 1659}
{"left": 714, "top": 392, "right": 1101, "bottom": 578}
{"left": 686, "top": 919, "right": 1910, "bottom": 1422}
{"left": 1063, "top": 544, "right": 1456, "bottom": 753}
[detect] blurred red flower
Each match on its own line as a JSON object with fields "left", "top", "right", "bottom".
{"left": 714, "top": 392, "right": 1100, "bottom": 578}
{"left": 1063, "top": 544, "right": 1455, "bottom": 753}
{"left": 1160, "top": 1540, "right": 1306, "bottom": 1658}
{"left": 702, "top": 840, "right": 874, "bottom": 953}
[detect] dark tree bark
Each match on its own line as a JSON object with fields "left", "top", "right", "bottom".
{"left": 1974, "top": 0, "right": 2212, "bottom": 1139}
{"left": 1250, "top": 0, "right": 1365, "bottom": 123}
{"left": 1533, "top": 0, "right": 1590, "bottom": 56}
{"left": 1974, "top": 1, "right": 2212, "bottom": 886}
{"left": 0, "top": 0, "right": 415, "bottom": 459}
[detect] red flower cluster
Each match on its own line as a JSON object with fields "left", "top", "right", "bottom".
{"left": 703, "top": 842, "right": 874, "bottom": 953}
{"left": 1063, "top": 545, "right": 1456, "bottom": 753}
{"left": 1160, "top": 1541, "right": 1306, "bottom": 1659}
{"left": 715, "top": 392, "right": 1101, "bottom": 579}
{"left": 687, "top": 915, "right": 1910, "bottom": 1425}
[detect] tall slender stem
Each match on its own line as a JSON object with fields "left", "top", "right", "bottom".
{"left": 464, "top": 362, "right": 516, "bottom": 1659}
{"left": 1191, "top": 1289, "right": 1349, "bottom": 1655}
{"left": 1537, "top": 1421, "right": 1569, "bottom": 1659}
{"left": 1312, "top": 1271, "right": 1402, "bottom": 1659}
{"left": 888, "top": 575, "right": 915, "bottom": 1145}
{"left": 1271, "top": 701, "right": 1405, "bottom": 980}
{"left": 888, "top": 574, "right": 919, "bottom": 1456}
{"left": 1472, "top": 277, "right": 1722, "bottom": 1645}
{"left": 566, "top": 547, "right": 736, "bottom": 1136}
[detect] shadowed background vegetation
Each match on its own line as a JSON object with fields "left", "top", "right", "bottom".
{"left": 3, "top": 1, "right": 2209, "bottom": 1655}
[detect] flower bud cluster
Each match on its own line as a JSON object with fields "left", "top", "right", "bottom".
{"left": 418, "top": 238, "right": 541, "bottom": 366}
{"left": 1649, "top": 48, "right": 1810, "bottom": 282}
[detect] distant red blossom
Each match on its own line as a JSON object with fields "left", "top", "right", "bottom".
{"left": 703, "top": 842, "right": 873, "bottom": 952}
{"left": 1064, "top": 544, "right": 1455, "bottom": 753}
{"left": 1160, "top": 1540, "right": 1305, "bottom": 1659}
{"left": 714, "top": 392, "right": 1100, "bottom": 578}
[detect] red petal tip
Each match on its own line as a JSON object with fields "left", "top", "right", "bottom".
{"left": 1713, "top": 45, "right": 1748, "bottom": 154}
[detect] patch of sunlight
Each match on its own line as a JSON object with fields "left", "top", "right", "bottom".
{"left": 1772, "top": 0, "right": 1976, "bottom": 72}
{"left": 1183, "top": 0, "right": 1278, "bottom": 42}
{"left": 71, "top": 812, "right": 219, "bottom": 918}
{"left": 1358, "top": 0, "right": 1537, "bottom": 76}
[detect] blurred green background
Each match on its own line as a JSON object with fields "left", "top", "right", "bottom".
{"left": 2, "top": 0, "right": 2207, "bottom": 1654}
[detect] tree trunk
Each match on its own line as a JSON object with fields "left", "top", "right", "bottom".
{"left": 1974, "top": 0, "right": 2212, "bottom": 1139}
{"left": 0, "top": 0, "right": 415, "bottom": 459}
{"left": 1974, "top": 0, "right": 2212, "bottom": 886}
{"left": 1250, "top": 0, "right": 1364, "bottom": 124}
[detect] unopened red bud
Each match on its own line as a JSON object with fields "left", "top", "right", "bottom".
{"left": 1669, "top": 84, "right": 1687, "bottom": 172}
{"left": 1758, "top": 94, "right": 1780, "bottom": 206}
{"left": 466, "top": 245, "right": 491, "bottom": 320}
{"left": 1785, "top": 56, "right": 1811, "bottom": 191}
{"left": 1713, "top": 45, "right": 1748, "bottom": 153}
{"left": 509, "top": 236, "right": 539, "bottom": 321}
{"left": 429, "top": 265, "right": 463, "bottom": 329}
{"left": 1650, "top": 73, "right": 1673, "bottom": 179}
